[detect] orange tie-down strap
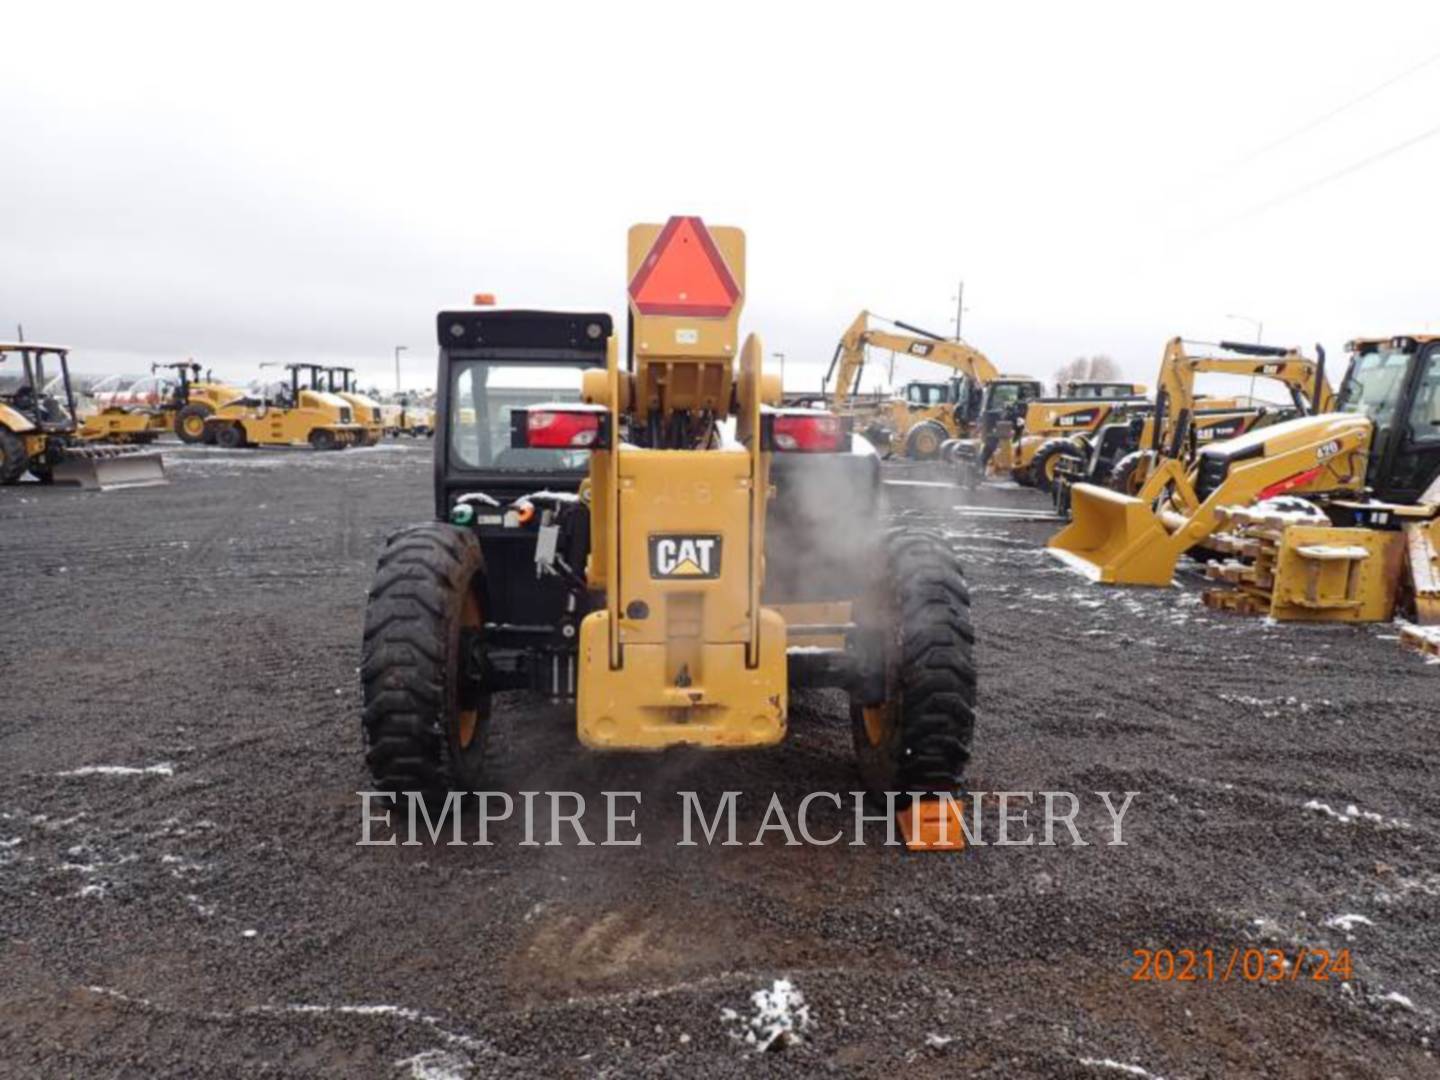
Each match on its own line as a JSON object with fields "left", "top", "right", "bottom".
{"left": 897, "top": 797, "right": 969, "bottom": 851}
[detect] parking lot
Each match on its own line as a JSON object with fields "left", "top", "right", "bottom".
{"left": 0, "top": 443, "right": 1435, "bottom": 1077}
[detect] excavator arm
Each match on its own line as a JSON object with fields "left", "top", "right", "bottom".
{"left": 824, "top": 311, "right": 999, "bottom": 410}
{"left": 1151, "top": 337, "right": 1334, "bottom": 458}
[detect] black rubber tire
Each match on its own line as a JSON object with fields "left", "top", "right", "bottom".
{"left": 214, "top": 423, "right": 246, "bottom": 449}
{"left": 310, "top": 429, "right": 337, "bottom": 451}
{"left": 1030, "top": 437, "right": 1085, "bottom": 494}
{"left": 174, "top": 403, "right": 212, "bottom": 444}
{"left": 361, "top": 523, "right": 490, "bottom": 799}
{"left": 0, "top": 428, "right": 29, "bottom": 484}
{"left": 851, "top": 528, "right": 977, "bottom": 794}
{"left": 1109, "top": 450, "right": 1147, "bottom": 495}
{"left": 904, "top": 421, "right": 948, "bottom": 461}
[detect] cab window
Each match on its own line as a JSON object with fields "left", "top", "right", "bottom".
{"left": 1406, "top": 347, "right": 1440, "bottom": 442}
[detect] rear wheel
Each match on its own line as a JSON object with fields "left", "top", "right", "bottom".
{"left": 904, "top": 421, "right": 948, "bottom": 461}
{"left": 174, "top": 403, "right": 212, "bottom": 444}
{"left": 0, "top": 429, "right": 29, "bottom": 484}
{"left": 1031, "top": 438, "right": 1085, "bottom": 494}
{"left": 214, "top": 423, "right": 246, "bottom": 449}
{"left": 309, "top": 429, "right": 337, "bottom": 451}
{"left": 361, "top": 523, "right": 490, "bottom": 798}
{"left": 851, "top": 529, "right": 976, "bottom": 793}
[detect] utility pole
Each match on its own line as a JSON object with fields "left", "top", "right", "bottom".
{"left": 394, "top": 345, "right": 408, "bottom": 393}
{"left": 951, "top": 281, "right": 968, "bottom": 341}
{"left": 771, "top": 352, "right": 785, "bottom": 388}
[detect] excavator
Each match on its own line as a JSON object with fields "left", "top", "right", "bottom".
{"left": 1051, "top": 338, "right": 1334, "bottom": 514}
{"left": 1049, "top": 334, "right": 1436, "bottom": 588}
{"left": 1, "top": 341, "right": 166, "bottom": 489}
{"left": 823, "top": 310, "right": 1040, "bottom": 458}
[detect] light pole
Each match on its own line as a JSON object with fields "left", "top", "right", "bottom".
{"left": 771, "top": 352, "right": 785, "bottom": 387}
{"left": 394, "top": 345, "right": 408, "bottom": 393}
{"left": 1225, "top": 313, "right": 1263, "bottom": 344}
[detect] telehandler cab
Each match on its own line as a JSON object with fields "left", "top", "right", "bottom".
{"left": 360, "top": 218, "right": 977, "bottom": 845}
{"left": 1049, "top": 335, "right": 1440, "bottom": 586}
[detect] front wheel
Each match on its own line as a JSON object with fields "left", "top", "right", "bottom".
{"left": 174, "top": 403, "right": 212, "bottom": 444}
{"left": 1030, "top": 438, "right": 1086, "bottom": 494}
{"left": 361, "top": 523, "right": 490, "bottom": 798}
{"left": 0, "top": 429, "right": 29, "bottom": 484}
{"left": 850, "top": 529, "right": 977, "bottom": 794}
{"left": 214, "top": 423, "right": 246, "bottom": 449}
{"left": 905, "top": 421, "right": 948, "bottom": 461}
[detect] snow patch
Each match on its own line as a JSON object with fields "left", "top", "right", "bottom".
{"left": 1303, "top": 799, "right": 1409, "bottom": 830}
{"left": 1079, "top": 1059, "right": 1165, "bottom": 1079}
{"left": 1380, "top": 991, "right": 1415, "bottom": 1010}
{"left": 395, "top": 1048, "right": 472, "bottom": 1080}
{"left": 724, "top": 978, "right": 812, "bottom": 1052}
{"left": 1324, "top": 914, "right": 1373, "bottom": 932}
{"left": 56, "top": 763, "right": 175, "bottom": 778}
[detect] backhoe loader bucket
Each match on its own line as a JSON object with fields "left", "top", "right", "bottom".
{"left": 51, "top": 446, "right": 167, "bottom": 491}
{"left": 1047, "top": 483, "right": 1178, "bottom": 586}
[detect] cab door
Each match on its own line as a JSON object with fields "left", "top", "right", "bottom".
{"left": 1384, "top": 341, "right": 1440, "bottom": 501}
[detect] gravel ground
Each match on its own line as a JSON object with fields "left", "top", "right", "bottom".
{"left": 2, "top": 442, "right": 1438, "bottom": 1078}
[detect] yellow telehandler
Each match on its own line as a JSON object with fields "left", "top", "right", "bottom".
{"left": 203, "top": 363, "right": 364, "bottom": 449}
{"left": 823, "top": 310, "right": 1041, "bottom": 459}
{"left": 0, "top": 342, "right": 166, "bottom": 489}
{"left": 1049, "top": 334, "right": 1436, "bottom": 587}
{"left": 360, "top": 217, "right": 978, "bottom": 846}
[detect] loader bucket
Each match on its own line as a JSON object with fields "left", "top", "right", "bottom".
{"left": 51, "top": 447, "right": 167, "bottom": 491}
{"left": 1046, "top": 483, "right": 1178, "bottom": 586}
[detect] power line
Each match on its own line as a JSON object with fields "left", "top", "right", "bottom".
{"left": 1238, "top": 49, "right": 1440, "bottom": 165}
{"left": 1214, "top": 117, "right": 1440, "bottom": 230}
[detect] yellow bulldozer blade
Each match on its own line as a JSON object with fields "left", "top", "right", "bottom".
{"left": 51, "top": 447, "right": 167, "bottom": 491}
{"left": 1047, "top": 483, "right": 1179, "bottom": 586}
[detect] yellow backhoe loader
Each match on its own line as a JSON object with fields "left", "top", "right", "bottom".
{"left": 1197, "top": 336, "right": 1440, "bottom": 626}
{"left": 823, "top": 310, "right": 1040, "bottom": 459}
{"left": 1050, "top": 338, "right": 1334, "bottom": 516}
{"left": 1049, "top": 334, "right": 1435, "bottom": 587}
{"left": 203, "top": 363, "right": 363, "bottom": 449}
{"left": 0, "top": 342, "right": 166, "bottom": 490}
{"left": 360, "top": 217, "right": 978, "bottom": 847}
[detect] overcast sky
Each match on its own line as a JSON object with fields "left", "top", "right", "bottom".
{"left": 4, "top": 2, "right": 1439, "bottom": 395}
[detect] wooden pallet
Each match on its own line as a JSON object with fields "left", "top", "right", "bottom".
{"left": 1400, "top": 624, "right": 1440, "bottom": 659}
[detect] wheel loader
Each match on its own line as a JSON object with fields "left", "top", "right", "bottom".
{"left": 79, "top": 361, "right": 243, "bottom": 445}
{"left": 360, "top": 217, "right": 977, "bottom": 847}
{"left": 203, "top": 363, "right": 364, "bottom": 449}
{"left": 0, "top": 342, "right": 166, "bottom": 489}
{"left": 1049, "top": 334, "right": 1438, "bottom": 587}
{"left": 1050, "top": 338, "right": 1334, "bottom": 518}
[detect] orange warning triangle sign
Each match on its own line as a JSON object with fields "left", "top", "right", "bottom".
{"left": 628, "top": 216, "right": 741, "bottom": 317}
